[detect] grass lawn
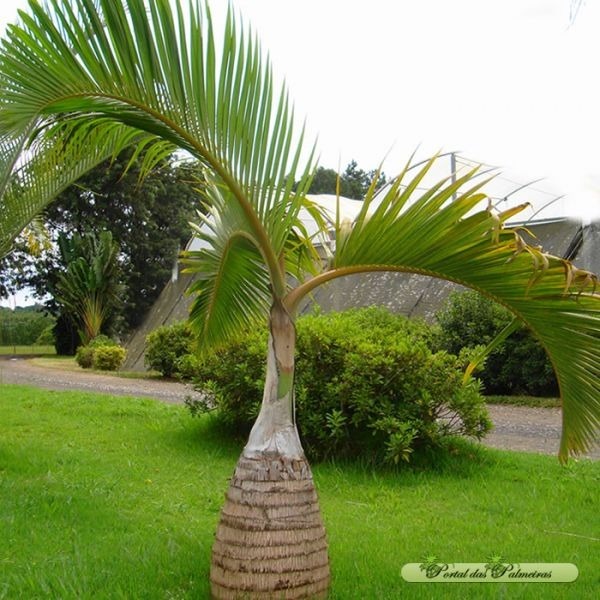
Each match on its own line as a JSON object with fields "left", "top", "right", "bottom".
{"left": 0, "top": 345, "right": 55, "bottom": 356}
{"left": 0, "top": 385, "right": 597, "bottom": 599}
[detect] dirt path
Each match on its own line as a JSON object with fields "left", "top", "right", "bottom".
{"left": 485, "top": 404, "right": 599, "bottom": 459}
{"left": 1, "top": 356, "right": 598, "bottom": 459}
{"left": 0, "top": 356, "right": 200, "bottom": 404}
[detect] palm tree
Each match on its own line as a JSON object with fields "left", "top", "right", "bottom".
{"left": 55, "top": 231, "right": 123, "bottom": 344}
{"left": 0, "top": 1, "right": 597, "bottom": 598}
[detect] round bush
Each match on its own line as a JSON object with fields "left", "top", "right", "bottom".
{"left": 88, "top": 334, "right": 118, "bottom": 348}
{"left": 188, "top": 308, "right": 491, "bottom": 464}
{"left": 436, "top": 291, "right": 558, "bottom": 396}
{"left": 145, "top": 321, "right": 194, "bottom": 377}
{"left": 75, "top": 335, "right": 119, "bottom": 369}
{"left": 92, "top": 345, "right": 127, "bottom": 371}
{"left": 75, "top": 345, "right": 95, "bottom": 369}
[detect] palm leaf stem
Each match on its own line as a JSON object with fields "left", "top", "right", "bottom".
{"left": 283, "top": 264, "right": 528, "bottom": 316}
{"left": 462, "top": 317, "right": 521, "bottom": 383}
{"left": 38, "top": 89, "right": 287, "bottom": 296}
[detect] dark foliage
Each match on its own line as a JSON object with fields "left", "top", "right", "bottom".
{"left": 0, "top": 150, "right": 200, "bottom": 336}
{"left": 436, "top": 291, "right": 558, "bottom": 397}
{"left": 53, "top": 313, "right": 79, "bottom": 356}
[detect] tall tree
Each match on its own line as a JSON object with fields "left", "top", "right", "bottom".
{"left": 0, "top": 1, "right": 598, "bottom": 598}
{"left": 307, "top": 161, "right": 387, "bottom": 199}
{"left": 48, "top": 152, "right": 199, "bottom": 329}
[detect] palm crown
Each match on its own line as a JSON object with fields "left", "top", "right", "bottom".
{"left": 0, "top": 0, "right": 597, "bottom": 460}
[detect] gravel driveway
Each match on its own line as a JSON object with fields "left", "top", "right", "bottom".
{"left": 1, "top": 356, "right": 598, "bottom": 460}
{"left": 0, "top": 356, "right": 199, "bottom": 404}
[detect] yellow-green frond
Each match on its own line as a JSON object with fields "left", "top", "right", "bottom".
{"left": 0, "top": 119, "right": 170, "bottom": 258}
{"left": 0, "top": 0, "right": 316, "bottom": 293}
{"left": 289, "top": 157, "right": 599, "bottom": 460}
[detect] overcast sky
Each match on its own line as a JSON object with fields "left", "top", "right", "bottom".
{"left": 1, "top": 0, "right": 599, "bottom": 221}
{"left": 227, "top": 0, "right": 600, "bottom": 219}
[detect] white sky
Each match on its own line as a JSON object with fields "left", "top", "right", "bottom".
{"left": 3, "top": 0, "right": 599, "bottom": 307}
{"left": 2, "top": 0, "right": 599, "bottom": 220}
{"left": 227, "top": 0, "right": 600, "bottom": 220}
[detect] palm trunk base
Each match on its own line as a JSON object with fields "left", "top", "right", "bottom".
{"left": 210, "top": 454, "right": 330, "bottom": 599}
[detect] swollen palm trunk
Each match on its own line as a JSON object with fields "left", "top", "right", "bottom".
{"left": 210, "top": 305, "right": 330, "bottom": 599}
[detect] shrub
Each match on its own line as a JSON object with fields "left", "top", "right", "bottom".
{"left": 145, "top": 322, "right": 194, "bottom": 377}
{"left": 75, "top": 335, "right": 120, "bottom": 369}
{"left": 92, "top": 345, "right": 127, "bottom": 371}
{"left": 187, "top": 308, "right": 491, "bottom": 464}
{"left": 174, "top": 352, "right": 202, "bottom": 381}
{"left": 436, "top": 291, "right": 558, "bottom": 397}
{"left": 35, "top": 324, "right": 56, "bottom": 346}
{"left": 88, "top": 334, "right": 118, "bottom": 348}
{"left": 75, "top": 345, "right": 95, "bottom": 369}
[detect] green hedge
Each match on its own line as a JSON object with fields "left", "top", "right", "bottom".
{"left": 145, "top": 321, "right": 194, "bottom": 377}
{"left": 0, "top": 306, "right": 55, "bottom": 346}
{"left": 183, "top": 308, "right": 491, "bottom": 464}
{"left": 92, "top": 345, "right": 127, "bottom": 371}
{"left": 75, "top": 335, "right": 125, "bottom": 371}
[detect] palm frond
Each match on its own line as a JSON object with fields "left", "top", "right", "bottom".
{"left": 0, "top": 0, "right": 316, "bottom": 295}
{"left": 181, "top": 176, "right": 272, "bottom": 349}
{"left": 181, "top": 169, "right": 325, "bottom": 348}
{"left": 287, "top": 156, "right": 600, "bottom": 460}
{"left": 0, "top": 119, "right": 173, "bottom": 258}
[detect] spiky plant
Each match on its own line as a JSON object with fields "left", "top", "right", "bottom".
{"left": 55, "top": 231, "right": 122, "bottom": 344}
{"left": 0, "top": 1, "right": 597, "bottom": 598}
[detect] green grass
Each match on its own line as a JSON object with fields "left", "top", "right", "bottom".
{"left": 486, "top": 395, "right": 561, "bottom": 408}
{"left": 0, "top": 345, "right": 55, "bottom": 356}
{"left": 1, "top": 385, "right": 597, "bottom": 599}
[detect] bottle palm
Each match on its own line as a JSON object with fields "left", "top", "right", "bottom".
{"left": 0, "top": 1, "right": 597, "bottom": 598}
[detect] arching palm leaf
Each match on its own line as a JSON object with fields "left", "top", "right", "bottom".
{"left": 0, "top": 0, "right": 596, "bottom": 460}
{"left": 181, "top": 172, "right": 327, "bottom": 348}
{"left": 0, "top": 0, "right": 316, "bottom": 296}
{"left": 286, "top": 157, "right": 599, "bottom": 460}
{"left": 1, "top": 1, "right": 598, "bottom": 596}
{"left": 0, "top": 119, "right": 173, "bottom": 258}
{"left": 182, "top": 176, "right": 273, "bottom": 348}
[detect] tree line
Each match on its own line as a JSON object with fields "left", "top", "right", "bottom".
{"left": 0, "top": 305, "right": 54, "bottom": 346}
